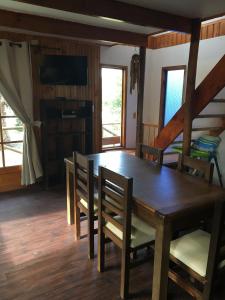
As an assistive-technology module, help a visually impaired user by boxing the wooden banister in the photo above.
[154,54,225,150]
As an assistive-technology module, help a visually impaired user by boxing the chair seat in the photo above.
[105,215,155,248]
[80,193,98,216]
[170,229,225,277]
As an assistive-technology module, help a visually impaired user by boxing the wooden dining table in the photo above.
[64,151,225,300]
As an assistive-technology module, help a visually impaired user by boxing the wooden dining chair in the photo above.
[98,166,156,299]
[73,151,98,259]
[168,199,225,299]
[138,143,163,165]
[177,154,214,184]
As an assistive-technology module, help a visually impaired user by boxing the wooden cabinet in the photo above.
[40,99,92,188]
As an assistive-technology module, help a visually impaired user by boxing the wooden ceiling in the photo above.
[118,0,225,20]
[0,1,224,46]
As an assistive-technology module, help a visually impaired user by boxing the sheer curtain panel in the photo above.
[0,39,42,185]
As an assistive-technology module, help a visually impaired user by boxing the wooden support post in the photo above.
[183,19,201,155]
[136,47,146,156]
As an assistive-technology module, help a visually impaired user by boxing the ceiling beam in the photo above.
[0,9,148,47]
[16,0,192,33]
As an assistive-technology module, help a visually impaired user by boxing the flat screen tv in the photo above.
[40,55,88,85]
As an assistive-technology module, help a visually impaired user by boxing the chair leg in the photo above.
[74,202,80,241]
[88,211,94,260]
[130,249,137,261]
[120,248,130,299]
[213,155,223,188]
[98,228,105,272]
[203,283,214,300]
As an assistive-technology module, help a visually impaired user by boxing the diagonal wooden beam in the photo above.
[16,0,192,33]
[154,54,225,151]
[0,9,148,47]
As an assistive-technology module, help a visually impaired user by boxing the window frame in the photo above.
[158,65,186,132]
[0,98,23,168]
[100,64,128,150]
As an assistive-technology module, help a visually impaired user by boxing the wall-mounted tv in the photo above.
[40,55,88,85]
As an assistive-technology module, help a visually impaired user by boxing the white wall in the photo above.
[143,35,225,184]
[143,35,225,124]
[100,45,138,148]
[100,38,225,184]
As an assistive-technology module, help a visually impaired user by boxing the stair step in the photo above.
[213,99,225,103]
[196,114,225,118]
[171,139,195,145]
[163,151,177,155]
[192,127,222,131]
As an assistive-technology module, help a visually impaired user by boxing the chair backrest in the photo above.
[177,154,214,184]
[73,151,94,210]
[204,199,225,297]
[139,143,163,165]
[98,166,133,248]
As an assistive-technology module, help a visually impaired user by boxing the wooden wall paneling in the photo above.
[150,19,225,49]
[221,22,225,35]
[0,166,22,192]
[0,31,101,178]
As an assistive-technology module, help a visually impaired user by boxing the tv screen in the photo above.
[40,55,88,85]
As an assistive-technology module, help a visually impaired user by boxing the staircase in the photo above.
[153,54,225,163]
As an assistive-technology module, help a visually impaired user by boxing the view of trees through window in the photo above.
[0,94,23,167]
[101,67,123,148]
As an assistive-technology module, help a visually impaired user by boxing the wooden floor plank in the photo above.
[0,186,224,299]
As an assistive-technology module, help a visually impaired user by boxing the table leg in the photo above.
[152,218,171,300]
[66,164,75,225]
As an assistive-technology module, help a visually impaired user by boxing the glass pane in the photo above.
[102,68,123,148]
[0,95,16,116]
[2,116,23,129]
[0,144,3,167]
[4,143,23,167]
[3,129,24,142]
[164,69,185,126]
[2,117,24,142]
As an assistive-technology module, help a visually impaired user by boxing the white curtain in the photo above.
[0,39,42,185]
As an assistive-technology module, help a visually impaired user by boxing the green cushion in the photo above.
[171,145,211,159]
[105,215,155,248]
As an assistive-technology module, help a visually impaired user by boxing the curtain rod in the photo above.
[0,41,22,47]
[0,41,60,51]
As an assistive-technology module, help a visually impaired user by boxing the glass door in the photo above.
[101,66,126,149]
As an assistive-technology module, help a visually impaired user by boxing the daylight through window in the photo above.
[0,94,24,167]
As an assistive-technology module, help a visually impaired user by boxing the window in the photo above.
[0,94,23,167]
[159,66,186,130]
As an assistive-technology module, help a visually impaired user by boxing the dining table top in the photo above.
[65,151,225,218]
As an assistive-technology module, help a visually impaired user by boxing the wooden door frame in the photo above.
[158,65,187,132]
[100,64,127,149]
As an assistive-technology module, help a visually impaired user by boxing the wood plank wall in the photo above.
[0,31,101,152]
[0,31,101,192]
[149,18,225,49]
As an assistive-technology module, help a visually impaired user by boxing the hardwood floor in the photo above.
[0,186,224,300]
